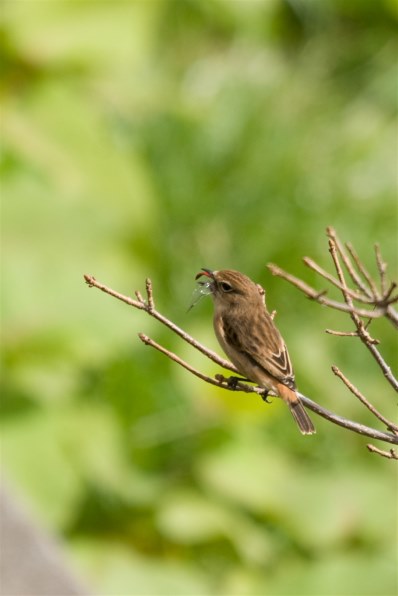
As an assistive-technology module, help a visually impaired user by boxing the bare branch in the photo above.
[298,393,397,445]
[135,290,144,304]
[345,241,379,298]
[145,278,155,311]
[328,235,359,315]
[331,366,398,433]
[385,305,398,328]
[365,342,398,391]
[84,274,236,373]
[303,257,372,303]
[375,243,387,295]
[267,264,387,319]
[84,273,398,450]
[268,228,398,393]
[366,444,398,460]
[138,331,398,445]
[326,227,373,298]
[325,329,360,338]
[328,238,398,392]
[139,333,230,389]
[383,283,398,304]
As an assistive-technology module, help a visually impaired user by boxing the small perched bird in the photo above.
[195,268,316,435]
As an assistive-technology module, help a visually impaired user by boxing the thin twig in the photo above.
[325,330,360,338]
[326,227,373,298]
[146,278,155,311]
[332,366,398,433]
[375,243,387,295]
[267,264,386,319]
[366,444,398,460]
[135,290,144,303]
[139,333,231,389]
[304,256,397,308]
[303,257,373,303]
[365,344,398,391]
[328,235,374,344]
[328,236,359,315]
[382,282,398,304]
[345,241,379,299]
[268,261,398,329]
[84,274,236,373]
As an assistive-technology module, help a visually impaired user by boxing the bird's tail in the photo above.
[276,383,316,435]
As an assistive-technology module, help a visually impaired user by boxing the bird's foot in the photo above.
[261,390,272,403]
[215,374,256,391]
[226,375,247,390]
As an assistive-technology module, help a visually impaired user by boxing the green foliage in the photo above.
[1,1,397,594]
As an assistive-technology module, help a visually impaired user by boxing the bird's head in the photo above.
[195,268,264,310]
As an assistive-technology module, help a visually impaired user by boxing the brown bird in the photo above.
[195,268,316,435]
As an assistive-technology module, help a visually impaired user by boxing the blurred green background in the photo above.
[1,1,397,594]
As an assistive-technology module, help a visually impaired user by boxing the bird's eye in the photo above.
[220,282,233,292]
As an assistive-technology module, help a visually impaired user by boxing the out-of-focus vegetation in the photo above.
[1,1,397,594]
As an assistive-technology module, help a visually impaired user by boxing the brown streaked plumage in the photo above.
[195,268,316,435]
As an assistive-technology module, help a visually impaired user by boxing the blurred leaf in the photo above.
[70,539,212,596]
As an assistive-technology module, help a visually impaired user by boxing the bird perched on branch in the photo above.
[195,268,316,435]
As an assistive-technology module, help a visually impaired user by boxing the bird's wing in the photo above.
[222,310,296,389]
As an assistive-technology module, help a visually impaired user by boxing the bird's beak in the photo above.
[195,268,214,281]
[189,268,215,311]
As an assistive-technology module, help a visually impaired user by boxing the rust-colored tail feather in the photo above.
[288,400,316,435]
[276,383,316,435]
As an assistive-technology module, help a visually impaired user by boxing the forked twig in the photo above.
[303,257,373,304]
[267,228,398,459]
[366,444,398,460]
[84,274,235,373]
[267,264,393,319]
